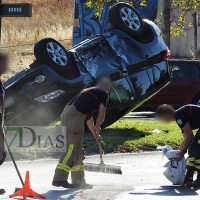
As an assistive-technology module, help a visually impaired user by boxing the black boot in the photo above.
[0,188,5,195]
[186,170,200,187]
[184,166,195,185]
[52,181,75,189]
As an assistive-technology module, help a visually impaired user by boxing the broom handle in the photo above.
[3,133,24,186]
[1,107,24,186]
[98,142,103,163]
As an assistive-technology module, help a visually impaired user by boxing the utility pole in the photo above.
[162,0,171,48]
[193,12,198,58]
[0,0,2,47]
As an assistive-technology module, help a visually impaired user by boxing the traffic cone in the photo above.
[9,171,46,200]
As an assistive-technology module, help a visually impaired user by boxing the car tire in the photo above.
[192,94,200,106]
[34,38,71,72]
[109,3,144,37]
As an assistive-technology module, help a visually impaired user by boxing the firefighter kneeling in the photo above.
[156,104,200,187]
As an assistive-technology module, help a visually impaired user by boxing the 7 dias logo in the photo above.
[5,126,66,152]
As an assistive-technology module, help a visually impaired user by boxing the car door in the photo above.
[142,65,167,108]
[163,62,200,107]
[144,89,165,109]
[102,77,134,127]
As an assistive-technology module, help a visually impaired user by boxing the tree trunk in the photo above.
[162,0,171,48]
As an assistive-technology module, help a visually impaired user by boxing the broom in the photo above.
[84,141,122,175]
[1,107,24,192]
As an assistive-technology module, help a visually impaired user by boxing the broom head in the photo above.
[85,162,122,175]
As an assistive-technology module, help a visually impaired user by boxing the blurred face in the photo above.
[0,55,9,75]
[97,77,112,92]
[157,113,174,123]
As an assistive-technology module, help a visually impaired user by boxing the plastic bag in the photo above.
[161,146,186,185]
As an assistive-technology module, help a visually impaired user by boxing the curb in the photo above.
[5,146,117,162]
[123,112,155,119]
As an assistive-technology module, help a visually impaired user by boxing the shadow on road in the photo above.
[130,186,199,196]
[44,189,83,200]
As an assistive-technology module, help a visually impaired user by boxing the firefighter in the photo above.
[52,76,112,189]
[156,104,200,187]
[0,53,9,194]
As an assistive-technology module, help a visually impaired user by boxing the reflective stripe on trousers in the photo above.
[71,165,84,172]
[195,159,200,169]
[187,157,195,167]
[56,144,84,172]
[187,157,200,169]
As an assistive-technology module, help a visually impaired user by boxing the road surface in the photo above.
[0,152,199,200]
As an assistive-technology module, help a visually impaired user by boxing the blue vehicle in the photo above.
[4,3,170,127]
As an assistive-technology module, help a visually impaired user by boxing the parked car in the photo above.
[140,59,200,110]
[3,3,170,127]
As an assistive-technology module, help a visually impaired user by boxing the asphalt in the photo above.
[0,152,199,200]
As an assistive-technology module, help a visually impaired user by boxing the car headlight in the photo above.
[34,90,65,103]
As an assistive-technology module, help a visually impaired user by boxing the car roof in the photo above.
[169,59,200,63]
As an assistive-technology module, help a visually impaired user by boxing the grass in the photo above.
[2,0,73,46]
[0,0,74,81]
[83,119,186,152]
[9,119,185,160]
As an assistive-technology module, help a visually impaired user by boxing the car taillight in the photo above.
[164,48,170,60]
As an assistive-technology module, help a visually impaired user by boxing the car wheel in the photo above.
[34,38,71,72]
[192,94,200,106]
[109,3,144,37]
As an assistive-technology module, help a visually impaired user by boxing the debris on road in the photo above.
[152,128,161,133]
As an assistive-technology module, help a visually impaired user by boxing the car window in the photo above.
[154,65,167,87]
[130,70,152,97]
[190,64,199,77]
[146,68,154,84]
[170,63,190,79]
[110,78,134,102]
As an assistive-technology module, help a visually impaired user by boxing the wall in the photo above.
[157,0,200,57]
[73,0,159,45]
[72,0,200,57]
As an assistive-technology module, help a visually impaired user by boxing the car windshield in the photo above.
[170,62,199,78]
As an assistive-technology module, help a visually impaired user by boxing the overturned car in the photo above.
[4,3,170,127]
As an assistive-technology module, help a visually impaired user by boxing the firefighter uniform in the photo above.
[53,105,86,184]
[53,87,108,187]
[175,105,200,185]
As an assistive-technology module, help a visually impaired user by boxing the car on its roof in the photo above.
[140,59,200,110]
[3,3,170,127]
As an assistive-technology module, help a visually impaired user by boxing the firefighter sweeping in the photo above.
[52,76,115,189]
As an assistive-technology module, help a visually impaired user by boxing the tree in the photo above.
[142,0,200,49]
[170,0,200,37]
[85,0,134,16]
[161,0,171,48]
